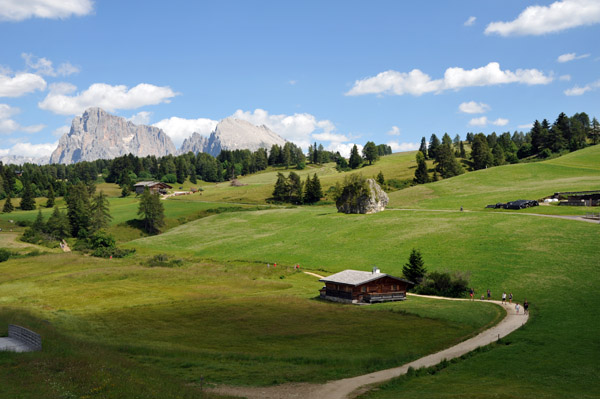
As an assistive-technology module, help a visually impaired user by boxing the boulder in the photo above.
[336,178,389,214]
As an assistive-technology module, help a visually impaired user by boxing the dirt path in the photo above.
[209,275,529,399]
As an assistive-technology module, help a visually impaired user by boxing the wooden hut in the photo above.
[319,268,414,304]
[133,181,172,195]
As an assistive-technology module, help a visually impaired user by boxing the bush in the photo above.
[414,270,470,298]
[146,253,183,267]
[0,248,10,262]
[538,148,553,159]
[161,174,177,184]
[92,247,136,258]
[89,230,116,249]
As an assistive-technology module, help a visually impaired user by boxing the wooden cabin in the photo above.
[319,268,414,304]
[134,181,172,195]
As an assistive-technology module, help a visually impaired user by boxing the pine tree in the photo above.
[376,171,385,186]
[2,192,14,213]
[90,191,112,233]
[20,181,36,210]
[189,169,197,184]
[288,172,303,204]
[428,134,441,160]
[272,172,288,201]
[349,145,362,169]
[434,144,464,178]
[66,182,91,238]
[418,137,428,159]
[471,133,493,170]
[32,209,45,233]
[414,151,429,184]
[492,143,506,166]
[459,141,466,158]
[138,187,165,234]
[304,173,322,204]
[402,248,427,284]
[46,206,70,239]
[46,184,55,208]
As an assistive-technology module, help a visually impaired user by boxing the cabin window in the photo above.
[392,284,397,291]
[361,286,366,293]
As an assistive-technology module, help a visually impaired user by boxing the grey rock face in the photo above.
[180,117,286,157]
[49,107,176,164]
[336,178,389,214]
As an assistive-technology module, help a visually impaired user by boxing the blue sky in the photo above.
[0,0,599,160]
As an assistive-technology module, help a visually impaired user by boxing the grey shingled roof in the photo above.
[319,270,413,286]
[134,181,160,187]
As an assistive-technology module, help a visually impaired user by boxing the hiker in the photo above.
[502,291,507,304]
[509,292,513,304]
[515,303,520,314]
[460,206,463,212]
[523,299,529,315]
[469,288,474,301]
[487,289,491,300]
[481,294,485,300]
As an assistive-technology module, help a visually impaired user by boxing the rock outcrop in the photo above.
[181,117,286,157]
[49,108,176,164]
[336,178,389,214]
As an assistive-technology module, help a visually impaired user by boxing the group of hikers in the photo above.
[469,288,529,315]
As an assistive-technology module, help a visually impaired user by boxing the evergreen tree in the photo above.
[46,184,55,208]
[459,141,466,158]
[268,144,281,165]
[402,248,427,284]
[272,172,288,201]
[304,173,323,204]
[121,185,131,198]
[434,144,464,178]
[66,182,91,238]
[20,181,36,210]
[418,137,428,159]
[376,171,385,186]
[470,133,493,170]
[90,191,112,233]
[288,172,303,204]
[591,117,600,144]
[175,157,187,184]
[428,134,441,160]
[349,145,362,169]
[414,151,429,184]
[32,209,45,233]
[46,206,70,239]
[2,192,14,213]
[548,124,567,153]
[492,143,506,166]
[189,169,197,184]
[362,141,379,165]
[138,187,165,234]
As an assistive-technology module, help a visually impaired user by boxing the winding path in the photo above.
[209,273,529,399]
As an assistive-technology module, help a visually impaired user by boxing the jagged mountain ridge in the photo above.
[49,108,177,164]
[179,117,287,157]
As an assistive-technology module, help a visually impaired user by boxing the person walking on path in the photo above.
[469,288,474,301]
[515,303,520,314]
[509,292,513,304]
[523,299,529,315]
[502,291,507,304]
[487,289,491,300]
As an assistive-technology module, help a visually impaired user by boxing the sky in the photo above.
[0,0,599,160]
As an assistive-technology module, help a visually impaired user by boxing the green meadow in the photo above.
[0,145,598,398]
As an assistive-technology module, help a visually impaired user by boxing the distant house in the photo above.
[319,268,414,304]
[554,190,600,207]
[133,181,172,195]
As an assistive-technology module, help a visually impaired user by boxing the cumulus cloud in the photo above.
[464,16,476,26]
[518,123,533,129]
[459,101,490,114]
[52,124,70,137]
[231,108,336,150]
[0,103,45,133]
[153,116,218,147]
[22,53,80,77]
[485,0,600,36]
[559,74,572,81]
[327,143,364,158]
[0,72,47,97]
[387,126,401,136]
[386,141,420,153]
[0,141,57,158]
[557,52,591,63]
[0,0,94,21]
[38,82,178,115]
[312,132,349,142]
[469,116,509,127]
[346,62,552,96]
[128,111,152,125]
[564,80,600,96]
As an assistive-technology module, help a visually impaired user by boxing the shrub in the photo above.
[414,270,470,298]
[146,253,183,267]
[92,247,136,258]
[0,248,10,262]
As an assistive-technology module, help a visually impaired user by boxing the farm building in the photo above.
[554,190,600,207]
[133,181,172,195]
[319,268,414,304]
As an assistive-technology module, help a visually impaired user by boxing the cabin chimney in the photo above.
[372,267,380,274]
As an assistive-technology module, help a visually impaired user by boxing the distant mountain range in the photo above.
[40,108,287,165]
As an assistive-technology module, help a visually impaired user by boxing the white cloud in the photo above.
[485,0,600,36]
[346,62,552,96]
[559,74,572,81]
[288,80,297,85]
[386,141,419,153]
[153,116,218,147]
[564,80,600,96]
[0,103,45,133]
[387,126,401,136]
[0,72,47,97]
[0,0,93,21]
[128,111,152,125]
[231,108,336,150]
[0,141,57,158]
[312,132,349,142]
[464,16,476,26]
[52,124,70,137]
[22,53,80,76]
[469,116,509,127]
[38,82,178,115]
[557,52,591,63]
[518,123,533,129]
[327,143,364,158]
[459,101,490,114]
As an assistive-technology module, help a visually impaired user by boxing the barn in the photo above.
[319,268,414,304]
[133,181,172,195]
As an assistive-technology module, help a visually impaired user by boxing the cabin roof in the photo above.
[133,181,172,188]
[319,269,413,286]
